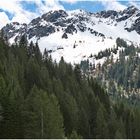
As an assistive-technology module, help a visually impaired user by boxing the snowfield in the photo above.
[4,7,140,65]
[36,30,116,64]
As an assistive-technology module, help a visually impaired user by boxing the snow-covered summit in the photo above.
[1,5,140,64]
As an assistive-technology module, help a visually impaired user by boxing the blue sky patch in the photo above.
[60,1,105,12]
[0,9,14,20]
[20,1,38,13]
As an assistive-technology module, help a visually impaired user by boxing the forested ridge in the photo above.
[0,35,140,139]
[80,38,140,104]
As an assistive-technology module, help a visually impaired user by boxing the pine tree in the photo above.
[115,118,126,139]
[69,130,82,139]
[108,109,118,138]
[74,64,82,83]
[19,34,28,48]
[95,104,109,138]
[133,109,140,138]
[23,86,65,138]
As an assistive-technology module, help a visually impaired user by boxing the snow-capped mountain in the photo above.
[2,5,140,64]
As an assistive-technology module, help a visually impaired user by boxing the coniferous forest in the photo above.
[0,35,140,139]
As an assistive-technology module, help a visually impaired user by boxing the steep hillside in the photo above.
[1,6,140,64]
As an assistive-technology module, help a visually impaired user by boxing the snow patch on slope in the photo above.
[92,19,140,44]
[33,30,116,64]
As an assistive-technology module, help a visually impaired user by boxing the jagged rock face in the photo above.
[2,22,27,40]
[1,6,140,66]
[131,16,140,34]
[27,10,69,39]
[27,25,55,39]
[96,6,140,36]
[1,6,140,44]
[41,10,68,22]
[2,9,106,42]
[97,10,118,18]
[124,16,140,34]
[117,6,138,22]
[122,5,138,15]
[62,33,68,39]
[65,24,77,34]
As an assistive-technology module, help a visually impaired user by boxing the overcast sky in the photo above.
[0,0,140,28]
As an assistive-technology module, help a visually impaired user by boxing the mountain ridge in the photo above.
[1,5,140,64]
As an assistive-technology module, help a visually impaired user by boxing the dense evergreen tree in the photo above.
[95,104,109,138]
[0,36,140,139]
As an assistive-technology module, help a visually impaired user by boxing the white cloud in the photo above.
[35,0,64,14]
[128,1,140,9]
[99,0,127,11]
[0,0,131,29]
[0,0,39,25]
[0,12,10,28]
[0,0,65,28]
[61,0,78,4]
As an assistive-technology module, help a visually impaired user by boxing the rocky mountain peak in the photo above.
[1,6,140,66]
[96,10,118,18]
[122,5,139,15]
[1,6,140,47]
[41,9,68,22]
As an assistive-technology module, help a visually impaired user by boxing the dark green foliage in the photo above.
[19,34,28,48]
[94,47,118,60]
[95,104,109,138]
[116,37,127,48]
[23,86,64,138]
[87,38,140,106]
[0,36,140,139]
[69,130,83,139]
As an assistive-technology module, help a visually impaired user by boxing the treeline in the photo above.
[80,38,140,103]
[94,47,118,60]
[99,38,140,103]
[0,35,140,138]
